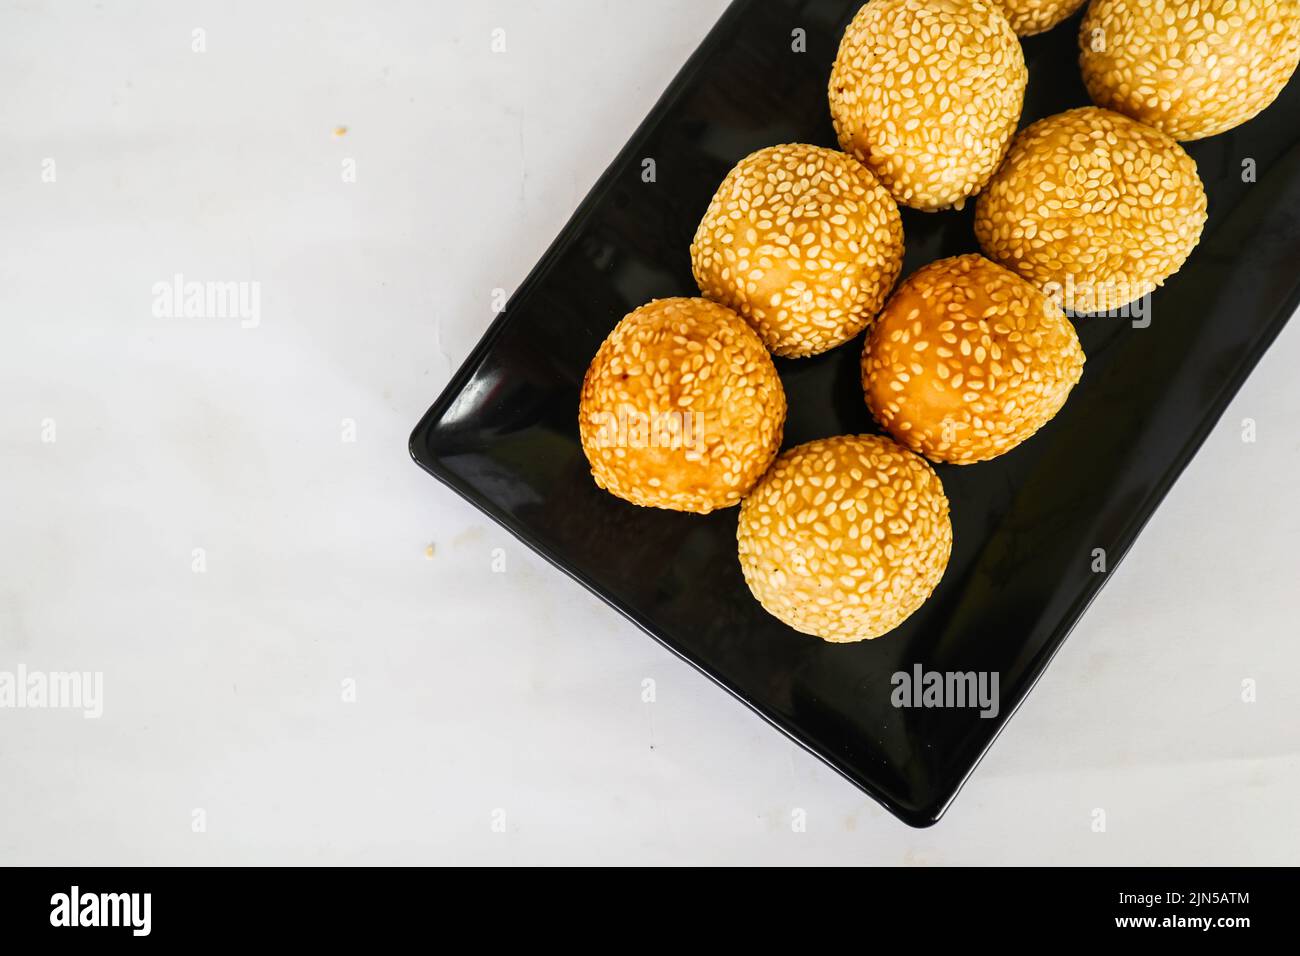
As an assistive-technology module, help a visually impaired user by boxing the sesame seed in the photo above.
[579,297,787,514]
[992,0,1087,37]
[691,144,905,358]
[973,106,1208,314]
[737,435,952,642]
[828,0,1028,211]
[1080,0,1300,141]
[861,254,1086,464]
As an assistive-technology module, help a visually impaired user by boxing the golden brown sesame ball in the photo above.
[578,297,786,514]
[690,144,904,359]
[737,435,952,642]
[993,0,1086,36]
[1080,0,1300,142]
[974,107,1207,314]
[862,255,1084,464]
[828,0,1027,212]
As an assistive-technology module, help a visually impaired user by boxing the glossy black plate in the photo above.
[410,0,1300,826]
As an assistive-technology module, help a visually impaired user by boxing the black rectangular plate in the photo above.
[410,0,1300,826]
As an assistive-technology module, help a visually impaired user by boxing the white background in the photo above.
[1,0,1297,865]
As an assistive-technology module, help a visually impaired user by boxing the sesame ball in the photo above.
[1080,0,1300,141]
[690,144,904,359]
[828,0,1027,212]
[862,255,1084,464]
[578,297,786,514]
[974,107,1207,314]
[994,0,1086,36]
[737,435,952,642]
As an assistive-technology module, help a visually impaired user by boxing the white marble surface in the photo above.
[1,0,1297,865]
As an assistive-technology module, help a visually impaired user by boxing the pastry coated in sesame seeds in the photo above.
[1081,0,1300,142]
[974,107,1208,314]
[828,0,1027,212]
[993,0,1086,37]
[690,144,904,358]
[737,435,952,642]
[862,255,1085,464]
[578,297,786,514]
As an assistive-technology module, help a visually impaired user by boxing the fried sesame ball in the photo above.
[578,297,786,514]
[862,255,1084,464]
[737,435,952,642]
[828,0,1028,212]
[690,144,904,359]
[974,107,1207,314]
[1080,0,1300,142]
[993,0,1086,36]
